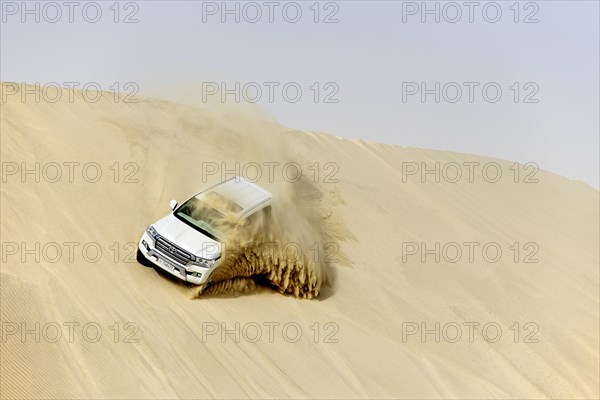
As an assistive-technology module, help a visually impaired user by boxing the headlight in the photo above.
[193,256,216,268]
[146,225,159,239]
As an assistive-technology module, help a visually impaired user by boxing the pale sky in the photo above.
[1,0,598,186]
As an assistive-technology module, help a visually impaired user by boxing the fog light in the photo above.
[142,240,149,250]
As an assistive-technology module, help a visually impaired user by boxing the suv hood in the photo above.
[152,214,222,260]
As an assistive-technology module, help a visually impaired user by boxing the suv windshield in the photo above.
[174,192,239,240]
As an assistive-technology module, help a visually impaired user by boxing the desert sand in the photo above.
[0,83,598,399]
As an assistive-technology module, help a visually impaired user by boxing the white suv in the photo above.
[138,177,272,285]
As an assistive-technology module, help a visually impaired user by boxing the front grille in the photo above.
[155,236,193,266]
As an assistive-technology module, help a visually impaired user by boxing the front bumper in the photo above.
[138,231,216,285]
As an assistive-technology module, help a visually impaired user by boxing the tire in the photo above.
[137,249,152,267]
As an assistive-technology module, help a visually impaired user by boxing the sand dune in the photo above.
[0,83,598,399]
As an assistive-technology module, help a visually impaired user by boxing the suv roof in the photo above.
[204,177,272,216]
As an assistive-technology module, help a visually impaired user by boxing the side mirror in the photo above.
[169,199,178,210]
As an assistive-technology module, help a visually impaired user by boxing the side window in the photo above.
[262,205,272,220]
[244,212,258,227]
[244,206,271,228]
